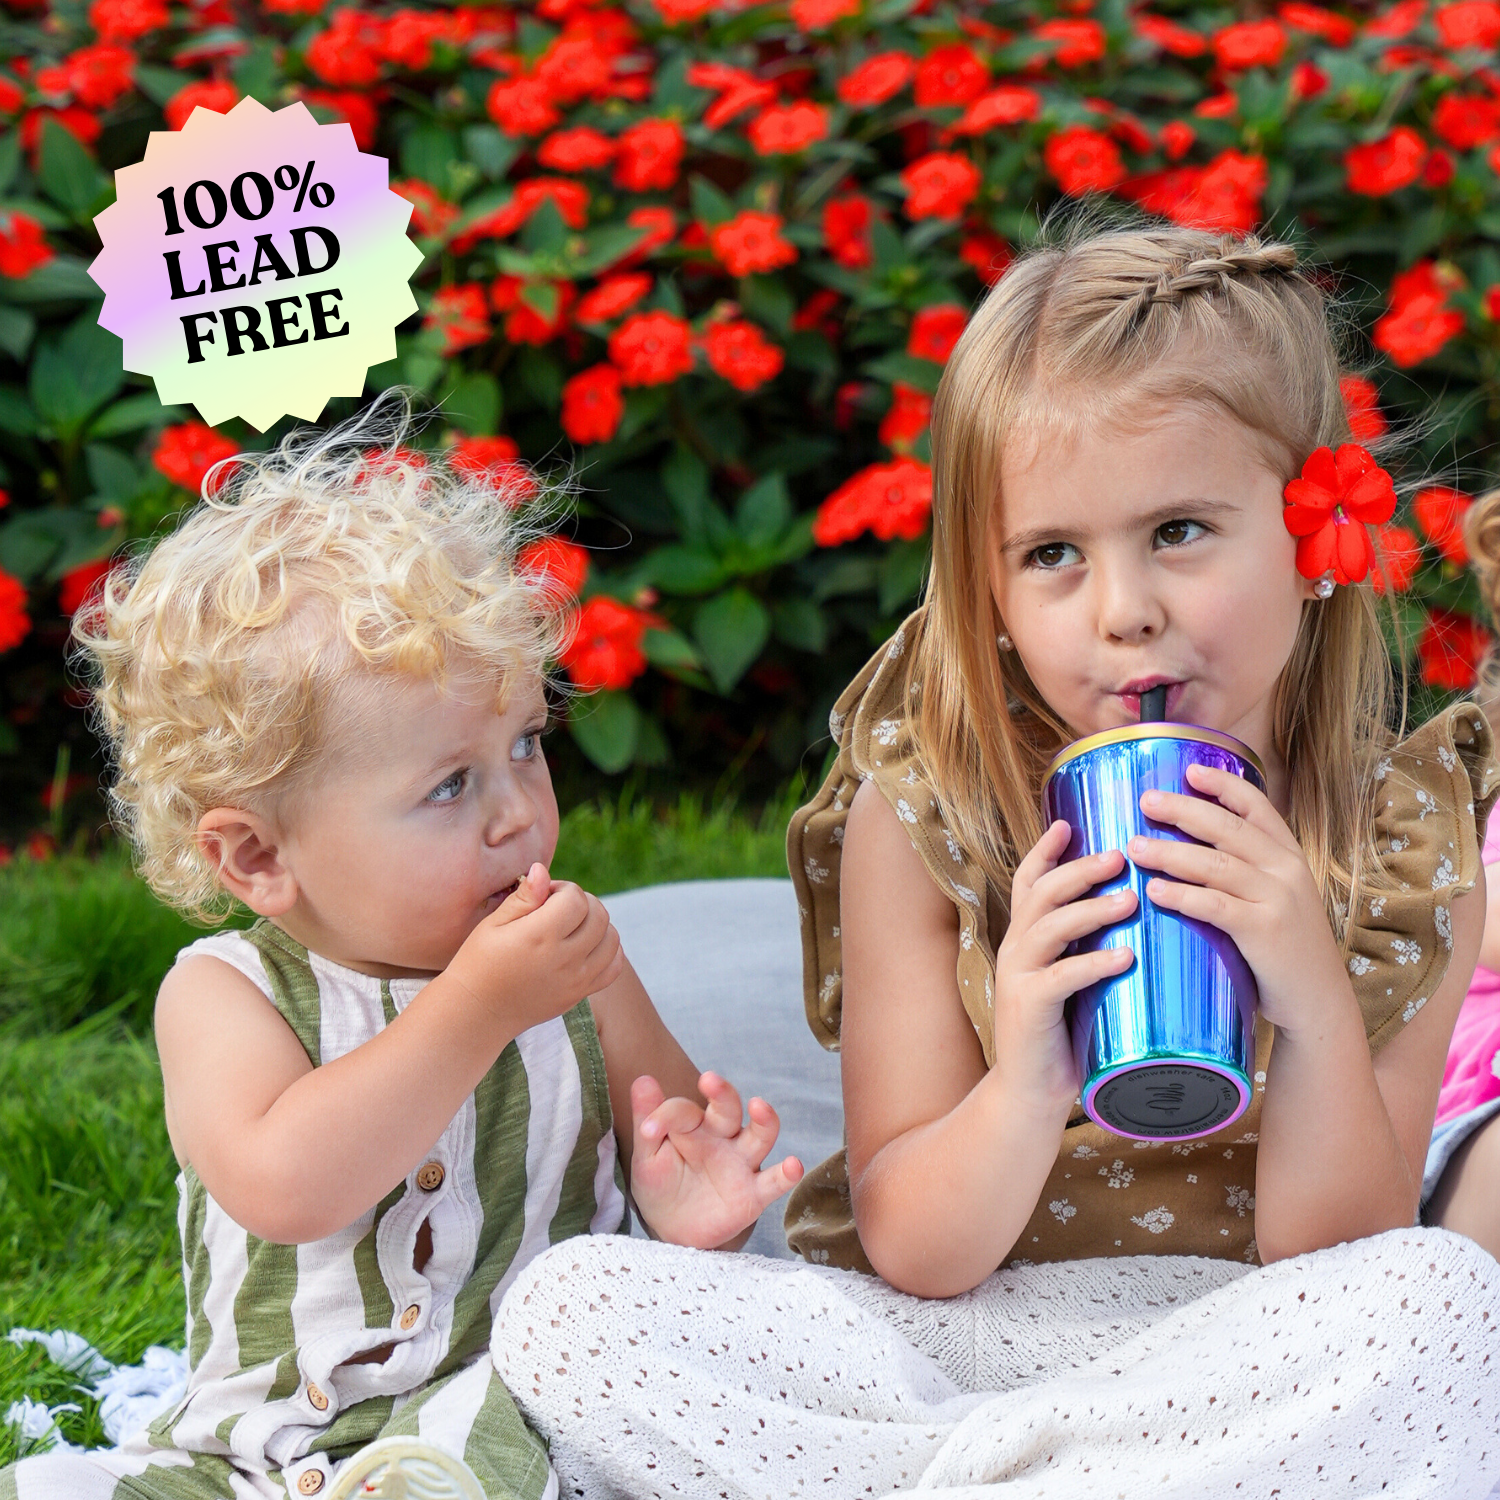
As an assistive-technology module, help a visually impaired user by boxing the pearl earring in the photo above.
[1313,572,1336,600]
[997,631,1014,652]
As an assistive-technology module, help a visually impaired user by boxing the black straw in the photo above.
[1140,685,1167,722]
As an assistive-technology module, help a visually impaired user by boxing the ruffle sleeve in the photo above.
[1344,702,1500,1053]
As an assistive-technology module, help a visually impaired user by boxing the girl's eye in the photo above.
[512,730,541,761]
[427,771,466,804]
[1155,519,1206,548]
[1025,541,1081,571]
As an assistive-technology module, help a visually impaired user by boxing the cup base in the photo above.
[1084,1056,1250,1141]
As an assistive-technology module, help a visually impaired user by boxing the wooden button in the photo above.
[399,1304,420,1331]
[306,1383,328,1412]
[416,1162,445,1192]
[297,1471,324,1495]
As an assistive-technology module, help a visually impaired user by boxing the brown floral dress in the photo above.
[785,606,1500,1272]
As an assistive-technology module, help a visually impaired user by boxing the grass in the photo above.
[0,792,796,1463]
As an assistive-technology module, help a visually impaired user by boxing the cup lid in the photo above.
[1042,722,1267,787]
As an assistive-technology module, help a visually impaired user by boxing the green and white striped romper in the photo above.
[0,920,625,1500]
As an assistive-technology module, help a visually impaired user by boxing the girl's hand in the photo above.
[629,1072,804,1249]
[1127,763,1348,1034]
[993,822,1138,1111]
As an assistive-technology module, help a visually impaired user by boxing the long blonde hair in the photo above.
[914,221,1401,939]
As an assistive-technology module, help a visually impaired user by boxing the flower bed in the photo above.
[1,0,1498,833]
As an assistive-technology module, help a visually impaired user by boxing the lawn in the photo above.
[0,793,794,1463]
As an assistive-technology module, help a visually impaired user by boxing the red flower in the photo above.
[88,0,168,39]
[1213,19,1286,69]
[1194,92,1239,120]
[1365,0,1426,36]
[305,12,384,87]
[486,76,561,137]
[837,52,914,108]
[814,459,934,545]
[538,126,616,172]
[153,421,238,494]
[394,180,458,238]
[688,63,777,128]
[652,0,715,24]
[614,205,677,268]
[747,101,828,154]
[709,211,797,276]
[0,212,53,279]
[614,118,683,190]
[1373,260,1465,366]
[1282,444,1398,584]
[1419,607,1491,690]
[0,568,31,654]
[1434,0,1500,47]
[913,44,989,107]
[878,383,932,452]
[1432,94,1500,151]
[952,84,1042,134]
[792,288,842,336]
[519,535,590,601]
[576,273,651,324]
[1345,127,1427,194]
[164,79,237,131]
[535,34,610,103]
[425,283,491,355]
[58,558,116,617]
[899,152,981,219]
[450,435,535,498]
[46,44,134,109]
[1290,61,1329,102]
[1033,18,1107,66]
[1135,14,1208,56]
[561,364,625,444]
[302,89,378,149]
[1124,150,1267,232]
[790,0,859,28]
[959,229,1011,285]
[1423,148,1455,187]
[703,320,784,392]
[908,304,968,362]
[1277,2,1356,44]
[560,595,649,691]
[608,311,695,386]
[1159,120,1195,160]
[0,78,20,116]
[1486,285,1500,321]
[823,193,873,269]
[380,8,460,71]
[1413,485,1471,564]
[1044,124,1126,195]
[1339,375,1387,441]
[501,282,575,345]
[1371,523,1421,594]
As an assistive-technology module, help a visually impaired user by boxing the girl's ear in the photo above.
[196,807,298,917]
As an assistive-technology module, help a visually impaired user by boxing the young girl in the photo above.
[0,401,802,1500]
[494,225,1500,1497]
[1423,486,1500,1258]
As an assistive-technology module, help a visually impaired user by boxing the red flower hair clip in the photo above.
[1282,444,1398,587]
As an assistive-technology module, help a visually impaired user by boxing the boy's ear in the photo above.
[197,808,298,917]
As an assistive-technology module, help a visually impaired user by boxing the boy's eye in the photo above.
[427,771,466,803]
[1155,519,1206,548]
[512,726,545,761]
[1025,541,1080,571]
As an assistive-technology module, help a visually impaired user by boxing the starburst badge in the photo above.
[89,97,421,432]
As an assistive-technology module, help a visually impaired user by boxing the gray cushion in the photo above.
[602,878,841,1259]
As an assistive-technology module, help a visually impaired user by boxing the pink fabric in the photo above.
[1436,816,1500,1127]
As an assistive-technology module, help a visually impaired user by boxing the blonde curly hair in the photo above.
[75,391,565,922]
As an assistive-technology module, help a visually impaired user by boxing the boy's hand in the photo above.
[444,863,624,1037]
[629,1072,804,1249]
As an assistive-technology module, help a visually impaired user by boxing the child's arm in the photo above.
[839,781,1136,1297]
[1130,765,1485,1261]
[1477,856,1500,972]
[156,866,622,1243]
[589,957,804,1250]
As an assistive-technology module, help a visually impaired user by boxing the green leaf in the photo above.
[694,587,770,694]
[662,445,710,540]
[643,544,723,594]
[772,596,828,653]
[642,624,704,672]
[520,198,568,256]
[134,64,185,105]
[463,125,522,181]
[0,131,20,197]
[0,718,17,755]
[0,306,35,361]
[38,120,110,221]
[3,256,102,303]
[689,174,735,228]
[439,371,500,436]
[739,277,794,337]
[784,331,839,379]
[231,38,280,103]
[517,347,563,409]
[568,223,648,276]
[0,509,99,583]
[568,690,641,774]
[735,472,790,549]
[30,317,125,437]
[756,434,837,475]
[401,123,459,185]
[862,352,943,393]
[0,387,37,437]
[632,710,671,767]
[519,280,560,320]
[87,391,185,437]
[84,443,142,501]
[878,537,929,614]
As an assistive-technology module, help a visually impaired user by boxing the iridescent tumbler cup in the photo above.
[1040,725,1265,1140]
